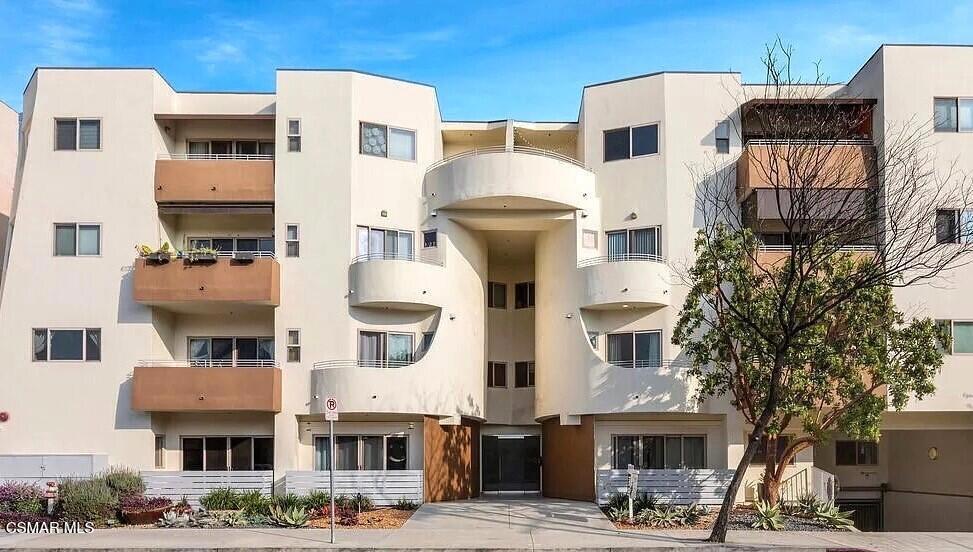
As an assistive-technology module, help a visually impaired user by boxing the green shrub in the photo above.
[640,504,682,528]
[270,493,302,510]
[606,492,629,511]
[351,493,374,512]
[58,478,118,522]
[300,491,331,511]
[751,500,784,531]
[101,467,145,499]
[333,494,352,509]
[394,498,419,511]
[237,490,270,516]
[0,482,44,515]
[812,501,855,529]
[199,488,240,511]
[606,505,629,522]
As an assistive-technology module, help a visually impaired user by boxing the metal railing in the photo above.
[758,244,876,252]
[312,359,415,370]
[137,359,279,368]
[158,153,275,161]
[604,359,688,370]
[780,468,810,504]
[577,253,666,267]
[745,138,873,146]
[351,252,443,266]
[425,145,589,172]
[140,250,276,260]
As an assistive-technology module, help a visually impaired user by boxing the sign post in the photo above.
[324,396,339,543]
[627,464,638,522]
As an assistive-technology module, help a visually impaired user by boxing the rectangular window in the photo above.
[515,282,535,309]
[420,332,434,356]
[154,435,165,469]
[54,223,100,256]
[487,361,507,388]
[287,119,301,152]
[488,282,507,309]
[186,336,274,366]
[588,331,599,350]
[253,437,274,470]
[335,436,359,470]
[423,229,438,248]
[836,440,879,466]
[582,229,598,249]
[55,118,100,150]
[389,127,417,161]
[604,124,659,161]
[604,128,630,162]
[287,330,301,363]
[951,321,973,354]
[230,437,253,471]
[752,435,795,465]
[631,124,659,157]
[386,436,407,470]
[612,435,639,469]
[314,435,408,471]
[182,438,204,471]
[715,120,730,153]
[357,226,414,259]
[936,209,959,244]
[187,236,274,254]
[607,331,662,368]
[285,224,300,257]
[361,122,416,161]
[182,436,273,471]
[205,436,229,471]
[358,330,413,368]
[607,227,661,260]
[515,361,535,388]
[935,98,959,132]
[314,436,331,470]
[32,328,100,362]
[612,435,705,469]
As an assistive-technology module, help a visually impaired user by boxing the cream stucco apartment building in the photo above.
[0,44,970,532]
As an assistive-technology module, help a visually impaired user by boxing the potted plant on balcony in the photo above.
[185,246,219,264]
[136,242,172,264]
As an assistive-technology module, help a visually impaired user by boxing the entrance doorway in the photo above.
[482,435,541,494]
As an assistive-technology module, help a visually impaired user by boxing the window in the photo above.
[515,361,535,388]
[582,229,598,249]
[188,336,274,366]
[287,119,301,152]
[285,224,300,257]
[488,282,507,309]
[186,140,273,158]
[360,122,416,161]
[588,331,599,350]
[612,435,705,469]
[154,435,165,469]
[603,124,659,161]
[356,226,414,260]
[936,209,973,244]
[54,223,100,256]
[515,282,535,309]
[939,320,973,354]
[188,236,274,254]
[287,330,301,363]
[607,227,661,260]
[314,435,408,471]
[607,330,662,368]
[55,118,100,150]
[752,435,795,465]
[715,120,730,153]
[836,440,879,466]
[487,361,507,388]
[32,328,100,362]
[423,229,438,248]
[358,330,413,368]
[181,436,273,471]
[420,332,434,356]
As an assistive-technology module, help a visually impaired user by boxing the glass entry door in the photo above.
[481,435,541,494]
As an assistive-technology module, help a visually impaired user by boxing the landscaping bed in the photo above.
[609,505,842,531]
[308,508,414,529]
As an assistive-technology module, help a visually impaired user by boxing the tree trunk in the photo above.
[762,472,781,506]
[707,426,764,542]
[761,435,779,506]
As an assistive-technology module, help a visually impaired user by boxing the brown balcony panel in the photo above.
[755,248,876,269]
[133,257,280,307]
[132,366,281,412]
[155,159,274,203]
[737,144,876,201]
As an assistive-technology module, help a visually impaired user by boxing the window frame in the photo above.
[154,434,166,469]
[32,327,101,362]
[606,329,663,368]
[514,361,535,388]
[187,236,274,254]
[285,224,300,257]
[186,336,275,366]
[53,223,102,257]
[357,329,415,368]
[487,361,507,388]
[286,329,301,363]
[487,282,507,309]
[602,123,661,162]
[514,281,535,309]
[286,119,301,152]
[313,433,409,471]
[422,229,438,249]
[582,229,598,249]
[54,117,102,151]
[359,121,417,162]
[835,440,879,466]
[611,434,706,469]
[180,435,274,471]
[356,225,415,260]
[606,226,662,259]
[715,120,731,154]
[938,319,973,355]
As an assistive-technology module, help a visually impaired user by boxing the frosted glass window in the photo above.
[54,224,76,256]
[77,225,100,255]
[952,322,973,354]
[78,120,101,149]
[360,123,388,157]
[389,127,416,161]
[935,98,958,132]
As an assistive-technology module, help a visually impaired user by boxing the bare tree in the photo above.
[674,38,973,542]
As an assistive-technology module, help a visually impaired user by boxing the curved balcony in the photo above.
[349,253,445,311]
[424,146,595,211]
[578,254,671,309]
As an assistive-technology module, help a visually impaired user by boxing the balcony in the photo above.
[423,146,595,211]
[755,245,877,268]
[578,255,670,309]
[154,154,275,205]
[349,253,445,311]
[131,360,281,413]
[133,252,280,310]
[737,141,876,201]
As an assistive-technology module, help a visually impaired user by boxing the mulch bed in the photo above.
[308,508,414,529]
[608,505,844,532]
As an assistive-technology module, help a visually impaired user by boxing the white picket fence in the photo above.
[141,471,274,505]
[286,470,423,506]
[597,469,735,505]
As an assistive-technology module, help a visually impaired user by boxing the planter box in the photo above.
[122,506,169,525]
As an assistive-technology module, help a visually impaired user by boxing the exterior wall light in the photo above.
[381,210,388,217]
[928,446,939,460]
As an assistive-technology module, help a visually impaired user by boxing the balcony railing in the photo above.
[312,359,415,370]
[605,359,689,370]
[745,138,873,146]
[137,359,279,368]
[757,244,877,252]
[425,145,589,172]
[351,252,443,266]
[577,253,666,267]
[158,153,275,161]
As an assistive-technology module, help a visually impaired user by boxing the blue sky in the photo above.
[1,0,971,120]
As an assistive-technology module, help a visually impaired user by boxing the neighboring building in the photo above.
[0,45,970,531]
[0,100,17,285]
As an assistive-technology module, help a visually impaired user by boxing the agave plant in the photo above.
[212,510,249,527]
[812,501,855,528]
[751,500,785,531]
[268,504,310,528]
[157,510,191,528]
[643,504,682,529]
[606,505,629,523]
[677,502,709,525]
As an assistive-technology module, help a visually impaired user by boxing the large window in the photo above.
[606,227,661,260]
[607,331,662,368]
[314,435,408,470]
[612,434,705,469]
[358,330,413,368]
[514,361,535,388]
[186,140,274,157]
[181,436,273,471]
[188,336,274,366]
[515,281,535,309]
[55,118,100,150]
[356,226,414,260]
[360,122,416,161]
[835,440,878,466]
[488,282,507,309]
[603,123,659,161]
[187,236,274,254]
[933,97,973,132]
[937,320,973,354]
[33,328,100,362]
[54,223,100,256]
[487,361,507,388]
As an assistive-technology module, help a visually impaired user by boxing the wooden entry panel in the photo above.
[541,415,595,501]
[423,416,480,502]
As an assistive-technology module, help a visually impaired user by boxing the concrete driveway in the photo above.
[404,497,616,533]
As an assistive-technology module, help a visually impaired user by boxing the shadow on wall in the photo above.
[115,375,151,431]
[423,416,480,502]
[117,266,152,325]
